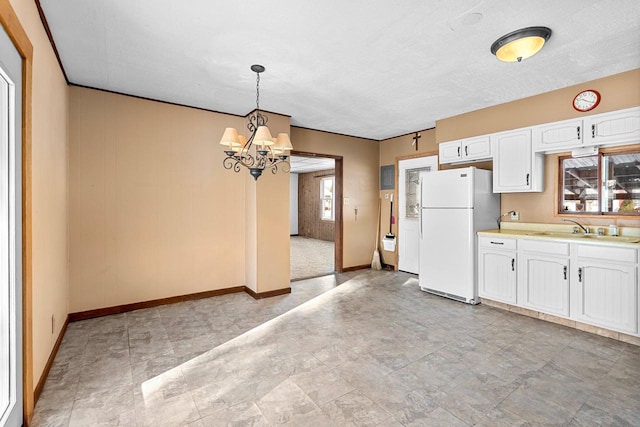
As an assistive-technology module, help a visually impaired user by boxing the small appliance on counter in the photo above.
[419,167,499,304]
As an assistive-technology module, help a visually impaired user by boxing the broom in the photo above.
[371,199,382,270]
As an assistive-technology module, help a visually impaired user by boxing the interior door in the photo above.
[398,156,437,274]
[0,23,23,427]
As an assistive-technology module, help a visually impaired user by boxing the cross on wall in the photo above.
[412,132,421,151]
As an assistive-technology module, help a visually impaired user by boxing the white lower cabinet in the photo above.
[572,244,638,334]
[519,253,570,317]
[478,235,639,337]
[478,237,517,304]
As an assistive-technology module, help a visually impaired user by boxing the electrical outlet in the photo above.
[384,194,389,199]
[510,211,520,221]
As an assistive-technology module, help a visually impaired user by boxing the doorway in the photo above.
[0,21,23,427]
[289,152,343,281]
[397,156,437,274]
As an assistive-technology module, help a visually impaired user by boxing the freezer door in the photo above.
[422,168,474,208]
[419,208,477,303]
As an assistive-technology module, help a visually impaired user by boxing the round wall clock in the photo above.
[573,90,601,112]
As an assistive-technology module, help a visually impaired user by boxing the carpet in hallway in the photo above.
[290,235,334,281]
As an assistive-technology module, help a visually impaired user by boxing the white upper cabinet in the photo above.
[532,107,640,154]
[439,135,491,164]
[533,119,583,153]
[492,128,544,193]
[584,107,640,147]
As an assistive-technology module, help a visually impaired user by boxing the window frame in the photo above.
[320,176,335,222]
[557,146,640,217]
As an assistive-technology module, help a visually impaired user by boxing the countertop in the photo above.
[478,222,640,247]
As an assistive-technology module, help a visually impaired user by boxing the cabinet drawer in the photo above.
[479,236,516,250]
[520,239,569,256]
[577,244,637,263]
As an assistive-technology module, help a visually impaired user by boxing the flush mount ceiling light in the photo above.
[220,65,293,180]
[491,26,552,62]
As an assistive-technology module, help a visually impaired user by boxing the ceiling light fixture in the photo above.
[220,65,293,180]
[491,26,552,62]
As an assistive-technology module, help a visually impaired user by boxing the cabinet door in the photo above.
[493,128,542,193]
[462,136,491,160]
[519,253,570,317]
[532,119,583,153]
[479,249,517,304]
[574,261,637,334]
[439,141,461,164]
[584,107,640,147]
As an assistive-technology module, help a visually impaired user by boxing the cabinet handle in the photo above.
[511,258,515,271]
[465,145,468,156]
[457,146,461,157]
[563,265,567,280]
[576,126,580,140]
[578,267,582,282]
[490,241,504,245]
[526,173,530,186]
[591,124,596,138]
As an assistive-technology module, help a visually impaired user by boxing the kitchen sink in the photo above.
[525,231,640,243]
[574,234,640,243]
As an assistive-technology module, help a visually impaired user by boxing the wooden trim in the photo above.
[290,150,344,273]
[556,144,640,218]
[0,0,34,423]
[69,287,245,322]
[291,125,379,142]
[334,158,344,272]
[33,0,67,83]
[341,264,371,273]
[70,83,248,118]
[33,315,68,405]
[394,150,439,163]
[244,286,291,299]
[383,127,436,141]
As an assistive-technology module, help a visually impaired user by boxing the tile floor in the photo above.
[32,270,640,426]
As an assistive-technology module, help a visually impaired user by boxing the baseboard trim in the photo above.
[481,297,640,346]
[244,286,292,299]
[34,315,69,405]
[69,286,246,322]
[342,264,371,273]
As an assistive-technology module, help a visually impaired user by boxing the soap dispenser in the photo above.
[609,224,619,236]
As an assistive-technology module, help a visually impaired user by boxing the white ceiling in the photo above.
[39,0,640,140]
[289,156,335,174]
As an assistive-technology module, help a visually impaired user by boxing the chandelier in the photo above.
[220,65,293,180]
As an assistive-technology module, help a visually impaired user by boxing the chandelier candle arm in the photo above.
[219,65,293,181]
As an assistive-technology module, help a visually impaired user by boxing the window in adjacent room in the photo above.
[320,176,335,221]
[559,149,640,215]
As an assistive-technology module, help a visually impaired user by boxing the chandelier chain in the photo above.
[256,72,260,112]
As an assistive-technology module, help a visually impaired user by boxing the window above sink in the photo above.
[559,147,640,216]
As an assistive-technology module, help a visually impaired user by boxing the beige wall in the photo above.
[378,129,437,266]
[291,127,379,268]
[436,69,640,228]
[250,113,291,293]
[8,0,70,390]
[69,87,248,311]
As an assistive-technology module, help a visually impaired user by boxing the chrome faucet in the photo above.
[562,219,590,234]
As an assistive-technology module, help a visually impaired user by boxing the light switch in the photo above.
[344,198,349,205]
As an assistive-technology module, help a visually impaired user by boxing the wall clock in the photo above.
[573,90,601,112]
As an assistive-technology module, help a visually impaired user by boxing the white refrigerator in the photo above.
[419,167,499,304]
